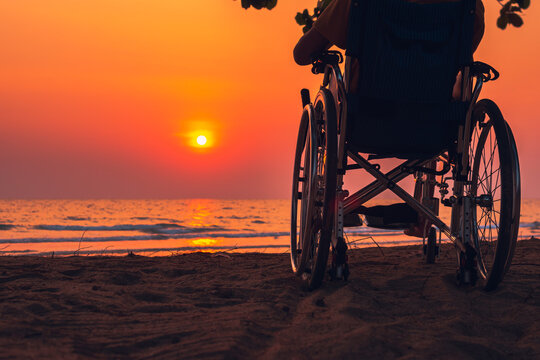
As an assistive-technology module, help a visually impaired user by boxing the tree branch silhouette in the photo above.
[238,0,530,31]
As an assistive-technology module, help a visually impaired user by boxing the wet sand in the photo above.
[1,238,539,359]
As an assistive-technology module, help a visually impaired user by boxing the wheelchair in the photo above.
[290,0,521,291]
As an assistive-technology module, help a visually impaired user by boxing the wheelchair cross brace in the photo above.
[344,147,466,252]
[343,157,430,213]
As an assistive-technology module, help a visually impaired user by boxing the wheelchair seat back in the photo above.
[345,0,476,158]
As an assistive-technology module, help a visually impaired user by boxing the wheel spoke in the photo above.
[477,208,488,224]
[477,167,500,185]
[491,183,502,194]
[486,211,500,230]
[493,166,501,197]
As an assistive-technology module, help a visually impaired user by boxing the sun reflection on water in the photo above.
[190,238,219,247]
[187,200,211,227]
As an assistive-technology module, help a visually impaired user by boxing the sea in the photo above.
[0,199,538,256]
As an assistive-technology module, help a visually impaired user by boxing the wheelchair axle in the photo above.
[475,194,493,209]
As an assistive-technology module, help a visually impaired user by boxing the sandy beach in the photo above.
[1,238,538,359]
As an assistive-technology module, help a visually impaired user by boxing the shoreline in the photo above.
[0,239,538,359]
[2,234,537,257]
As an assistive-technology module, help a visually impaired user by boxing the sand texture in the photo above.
[0,239,539,359]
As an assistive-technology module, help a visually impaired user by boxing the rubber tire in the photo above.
[290,106,310,275]
[303,89,338,290]
[469,99,520,291]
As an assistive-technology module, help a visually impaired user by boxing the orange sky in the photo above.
[0,0,539,199]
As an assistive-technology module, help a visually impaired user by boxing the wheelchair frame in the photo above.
[291,52,521,291]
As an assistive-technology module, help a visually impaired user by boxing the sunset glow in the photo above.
[0,1,538,198]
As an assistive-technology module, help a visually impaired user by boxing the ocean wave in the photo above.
[520,221,540,229]
[130,217,183,223]
[0,249,36,254]
[64,216,91,221]
[0,224,16,231]
[5,222,537,245]
[1,227,406,244]
[31,223,228,234]
[2,226,411,244]
[0,231,291,244]
[145,226,231,235]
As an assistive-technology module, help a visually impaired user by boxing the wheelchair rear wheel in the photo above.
[290,89,337,290]
[468,99,521,290]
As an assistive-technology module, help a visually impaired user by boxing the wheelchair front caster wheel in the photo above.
[424,227,438,264]
[329,263,349,281]
[456,244,478,287]
[329,237,349,281]
[456,268,478,287]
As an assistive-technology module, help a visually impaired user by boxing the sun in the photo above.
[179,120,216,149]
[196,135,207,146]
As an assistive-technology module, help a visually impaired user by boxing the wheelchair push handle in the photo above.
[311,51,344,74]
[300,89,311,108]
[470,62,499,82]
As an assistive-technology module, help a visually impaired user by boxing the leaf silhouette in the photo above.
[266,0,277,9]
[295,12,307,25]
[240,0,277,10]
[518,0,531,9]
[507,13,524,27]
[240,0,250,9]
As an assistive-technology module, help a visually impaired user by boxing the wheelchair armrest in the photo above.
[311,51,344,74]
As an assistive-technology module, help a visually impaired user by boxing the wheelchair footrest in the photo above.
[343,213,363,227]
[354,203,418,230]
